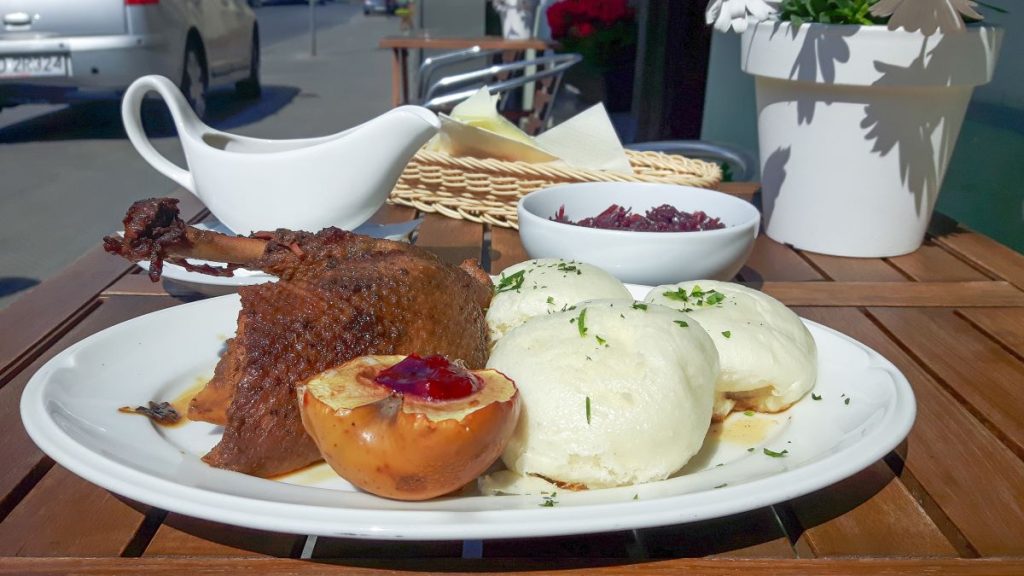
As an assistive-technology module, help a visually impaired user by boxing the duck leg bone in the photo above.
[103,197,268,281]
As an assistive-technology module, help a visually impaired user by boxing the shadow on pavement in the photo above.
[0,277,39,299]
[0,85,301,143]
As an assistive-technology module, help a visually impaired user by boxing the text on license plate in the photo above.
[0,54,69,78]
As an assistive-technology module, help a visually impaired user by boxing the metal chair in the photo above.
[419,52,582,135]
[416,46,502,102]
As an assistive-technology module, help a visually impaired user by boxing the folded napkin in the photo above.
[426,87,633,174]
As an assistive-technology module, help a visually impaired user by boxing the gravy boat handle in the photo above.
[121,75,198,193]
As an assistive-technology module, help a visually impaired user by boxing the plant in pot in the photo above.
[707,0,1004,257]
[546,0,638,113]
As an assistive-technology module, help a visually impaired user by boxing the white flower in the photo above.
[870,0,984,35]
[706,0,778,33]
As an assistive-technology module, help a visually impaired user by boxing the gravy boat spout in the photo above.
[122,75,440,235]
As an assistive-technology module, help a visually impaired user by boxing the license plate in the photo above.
[0,54,69,78]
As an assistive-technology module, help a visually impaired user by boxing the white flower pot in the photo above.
[741,22,1002,257]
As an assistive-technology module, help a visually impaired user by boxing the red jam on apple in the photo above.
[373,354,480,400]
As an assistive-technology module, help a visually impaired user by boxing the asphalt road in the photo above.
[0,2,400,309]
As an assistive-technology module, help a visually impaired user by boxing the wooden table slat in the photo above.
[413,214,485,267]
[740,238,826,283]
[782,461,958,558]
[640,508,796,559]
[144,514,304,558]
[488,225,529,274]
[798,307,1024,555]
[889,241,991,282]
[933,229,1024,290]
[757,281,1024,307]
[799,253,909,282]
[958,308,1024,356]
[869,307,1024,459]
[0,466,148,557]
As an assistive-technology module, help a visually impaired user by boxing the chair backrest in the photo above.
[417,46,503,102]
[421,52,582,135]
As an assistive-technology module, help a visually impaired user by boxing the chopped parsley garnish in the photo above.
[674,320,689,328]
[714,483,728,489]
[844,397,851,405]
[631,302,648,311]
[585,396,592,424]
[743,410,754,417]
[721,330,732,338]
[546,296,555,305]
[662,288,689,302]
[705,291,725,305]
[633,493,639,501]
[747,447,755,452]
[763,448,789,458]
[494,270,526,294]
[576,308,588,337]
[662,285,726,308]
[811,393,822,401]
[595,335,607,346]
[556,262,580,275]
[540,492,558,507]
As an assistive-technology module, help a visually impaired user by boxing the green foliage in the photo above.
[778,0,887,26]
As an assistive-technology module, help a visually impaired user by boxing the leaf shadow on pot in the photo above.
[759,146,791,235]
[778,24,856,125]
[859,31,995,218]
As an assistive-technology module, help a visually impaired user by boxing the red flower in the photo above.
[546,1,569,39]
[575,21,596,38]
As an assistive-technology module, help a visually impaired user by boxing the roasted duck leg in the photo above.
[104,198,493,477]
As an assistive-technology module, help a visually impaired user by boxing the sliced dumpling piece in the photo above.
[486,259,631,345]
[487,299,718,489]
[645,280,817,419]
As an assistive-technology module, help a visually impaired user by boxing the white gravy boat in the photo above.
[121,75,440,235]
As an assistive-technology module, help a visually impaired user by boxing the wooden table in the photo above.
[379,35,551,107]
[3,183,1024,574]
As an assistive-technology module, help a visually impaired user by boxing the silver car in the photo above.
[0,0,260,117]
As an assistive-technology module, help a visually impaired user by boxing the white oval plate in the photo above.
[20,285,915,540]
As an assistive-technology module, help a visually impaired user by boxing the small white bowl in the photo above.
[517,183,760,285]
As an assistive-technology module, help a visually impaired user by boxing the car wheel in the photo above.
[236,28,262,99]
[181,39,209,118]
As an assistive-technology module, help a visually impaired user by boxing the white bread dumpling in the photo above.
[487,299,718,489]
[645,281,817,419]
[486,259,631,345]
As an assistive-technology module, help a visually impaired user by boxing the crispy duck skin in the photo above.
[104,198,493,477]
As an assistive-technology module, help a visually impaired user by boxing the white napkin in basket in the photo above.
[426,87,633,174]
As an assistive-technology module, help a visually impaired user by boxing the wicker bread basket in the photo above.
[389,149,722,229]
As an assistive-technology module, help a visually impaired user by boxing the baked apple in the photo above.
[297,354,520,500]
